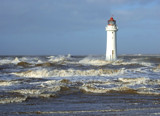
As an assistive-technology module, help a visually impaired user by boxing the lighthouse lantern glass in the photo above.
[108,20,116,25]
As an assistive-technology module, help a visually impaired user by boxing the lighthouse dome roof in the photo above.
[110,17,114,21]
[108,17,116,25]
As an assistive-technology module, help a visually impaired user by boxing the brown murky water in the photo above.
[0,55,160,115]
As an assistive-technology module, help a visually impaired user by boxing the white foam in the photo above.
[80,84,110,93]
[79,57,110,66]
[137,87,160,95]
[11,57,21,64]
[78,56,153,67]
[20,57,40,64]
[0,57,21,65]
[118,77,149,86]
[130,58,154,67]
[48,55,70,63]
[152,65,160,72]
[0,59,12,65]
[80,84,136,94]
[123,67,151,76]
[0,97,27,104]
[153,69,160,72]
[12,86,61,97]
[80,77,160,94]
[11,68,124,78]
[13,89,41,95]
[0,81,18,86]
[37,60,44,64]
[38,80,58,87]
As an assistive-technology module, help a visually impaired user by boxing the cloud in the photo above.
[0,0,110,34]
[0,0,159,35]
[0,0,160,55]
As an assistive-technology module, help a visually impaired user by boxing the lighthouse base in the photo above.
[106,52,117,61]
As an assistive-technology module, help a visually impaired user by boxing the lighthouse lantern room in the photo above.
[106,17,118,61]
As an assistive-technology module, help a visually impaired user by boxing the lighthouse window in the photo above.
[109,21,115,25]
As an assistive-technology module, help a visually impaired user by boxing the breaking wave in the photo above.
[11,68,124,78]
[80,77,160,95]
[152,64,160,72]
[1,76,160,104]
[79,57,110,66]
[1,55,160,104]
[0,92,27,104]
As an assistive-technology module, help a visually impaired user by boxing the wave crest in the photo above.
[11,68,123,78]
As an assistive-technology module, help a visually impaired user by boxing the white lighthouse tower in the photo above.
[106,17,118,61]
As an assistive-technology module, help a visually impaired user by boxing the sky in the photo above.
[0,0,160,55]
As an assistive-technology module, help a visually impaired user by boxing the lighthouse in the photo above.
[106,17,118,61]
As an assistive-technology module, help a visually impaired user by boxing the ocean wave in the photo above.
[0,56,44,65]
[1,55,160,105]
[0,57,20,65]
[10,80,62,98]
[112,60,153,67]
[1,77,160,104]
[118,77,149,84]
[11,87,60,97]
[11,68,124,78]
[79,57,110,66]
[0,80,19,86]
[48,55,71,63]
[0,97,27,104]
[80,78,160,95]
[0,92,27,104]
[0,55,154,69]
[152,64,160,72]
[78,56,154,68]
[80,85,138,94]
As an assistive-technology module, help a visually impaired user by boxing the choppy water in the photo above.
[0,55,160,115]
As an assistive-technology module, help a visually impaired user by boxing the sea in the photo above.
[0,54,160,116]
